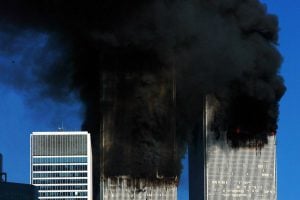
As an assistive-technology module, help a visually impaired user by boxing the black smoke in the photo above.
[0,0,285,197]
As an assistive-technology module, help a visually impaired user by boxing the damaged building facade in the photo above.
[100,177,177,199]
[97,71,178,200]
[189,96,277,200]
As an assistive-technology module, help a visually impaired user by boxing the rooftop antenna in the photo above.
[0,153,7,183]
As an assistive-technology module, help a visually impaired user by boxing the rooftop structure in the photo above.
[0,153,7,183]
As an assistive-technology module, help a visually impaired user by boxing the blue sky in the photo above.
[0,1,299,199]
[261,0,300,199]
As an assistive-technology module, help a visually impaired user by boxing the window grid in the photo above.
[31,132,91,200]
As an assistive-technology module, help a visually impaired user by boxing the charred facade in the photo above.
[100,68,177,178]
[98,69,178,199]
[205,96,277,200]
[189,96,277,200]
[100,177,177,200]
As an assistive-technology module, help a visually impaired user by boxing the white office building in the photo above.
[30,131,92,200]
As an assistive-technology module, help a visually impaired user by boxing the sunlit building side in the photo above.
[30,131,93,200]
[189,96,277,200]
[205,97,277,200]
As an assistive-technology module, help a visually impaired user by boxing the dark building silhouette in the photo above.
[0,153,38,200]
[0,182,38,200]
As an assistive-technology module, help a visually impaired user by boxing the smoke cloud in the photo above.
[0,0,285,197]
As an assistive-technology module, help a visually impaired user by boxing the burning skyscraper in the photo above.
[189,96,277,200]
[0,0,285,199]
[97,69,178,199]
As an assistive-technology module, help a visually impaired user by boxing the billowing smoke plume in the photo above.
[0,0,285,196]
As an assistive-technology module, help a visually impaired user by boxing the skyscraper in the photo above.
[97,71,178,200]
[30,131,93,200]
[189,96,277,200]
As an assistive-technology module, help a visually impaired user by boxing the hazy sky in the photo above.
[0,1,298,199]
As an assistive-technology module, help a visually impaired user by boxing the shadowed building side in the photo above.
[188,97,205,200]
[0,182,38,200]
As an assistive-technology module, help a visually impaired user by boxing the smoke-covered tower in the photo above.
[189,96,277,200]
[98,68,178,199]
